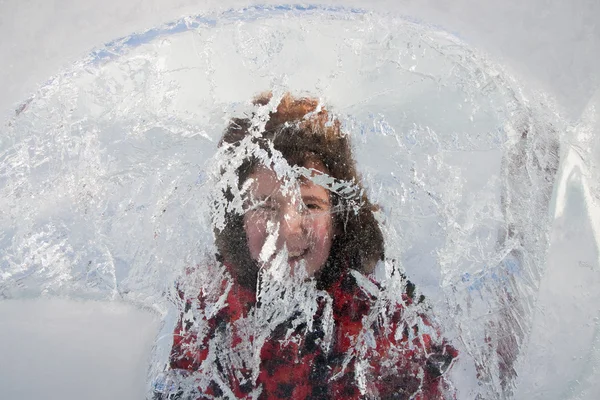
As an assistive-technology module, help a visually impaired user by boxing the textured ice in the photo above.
[0,3,597,400]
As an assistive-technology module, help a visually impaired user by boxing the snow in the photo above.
[0,299,158,400]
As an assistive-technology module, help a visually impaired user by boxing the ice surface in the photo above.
[0,2,598,400]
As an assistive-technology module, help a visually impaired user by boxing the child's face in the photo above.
[243,162,335,278]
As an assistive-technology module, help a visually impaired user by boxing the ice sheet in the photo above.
[0,2,599,399]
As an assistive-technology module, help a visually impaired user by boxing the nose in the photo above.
[278,204,305,245]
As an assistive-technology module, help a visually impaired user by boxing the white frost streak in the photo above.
[259,221,279,263]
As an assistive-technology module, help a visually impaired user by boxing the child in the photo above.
[155,93,457,399]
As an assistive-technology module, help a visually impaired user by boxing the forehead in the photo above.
[247,163,330,199]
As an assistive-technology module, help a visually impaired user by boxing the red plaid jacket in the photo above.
[165,267,457,399]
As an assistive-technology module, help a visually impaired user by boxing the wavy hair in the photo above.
[214,93,384,290]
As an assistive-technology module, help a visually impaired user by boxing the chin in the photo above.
[288,258,318,279]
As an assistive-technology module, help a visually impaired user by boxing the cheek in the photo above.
[307,215,334,255]
[243,212,268,261]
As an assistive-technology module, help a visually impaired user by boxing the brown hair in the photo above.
[214,93,384,290]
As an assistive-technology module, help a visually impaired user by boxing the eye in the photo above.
[257,203,277,211]
[301,195,330,214]
[253,199,278,213]
[305,202,323,211]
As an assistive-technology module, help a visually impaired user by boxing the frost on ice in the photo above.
[0,6,562,400]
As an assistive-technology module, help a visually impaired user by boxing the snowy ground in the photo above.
[1,1,599,399]
[0,299,159,400]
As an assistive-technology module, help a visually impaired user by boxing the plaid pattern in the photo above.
[166,268,457,399]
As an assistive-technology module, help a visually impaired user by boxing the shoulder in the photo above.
[328,262,458,397]
[329,260,422,310]
[327,262,417,340]
[343,260,458,365]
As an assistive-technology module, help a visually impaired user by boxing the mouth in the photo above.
[288,249,308,263]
